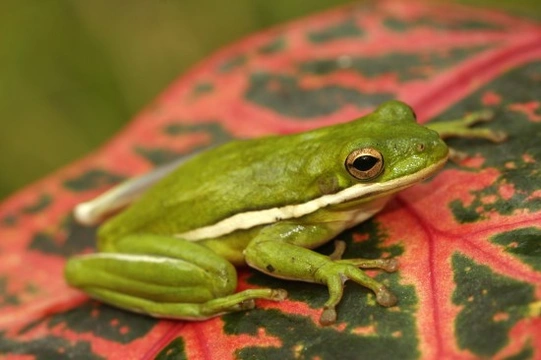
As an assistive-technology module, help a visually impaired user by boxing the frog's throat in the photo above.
[177,157,448,241]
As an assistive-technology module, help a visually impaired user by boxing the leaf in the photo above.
[1,1,540,358]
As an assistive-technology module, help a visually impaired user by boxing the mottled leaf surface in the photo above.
[1,1,540,359]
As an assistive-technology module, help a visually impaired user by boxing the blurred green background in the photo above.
[1,0,539,200]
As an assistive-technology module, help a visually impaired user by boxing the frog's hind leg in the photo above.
[65,234,286,320]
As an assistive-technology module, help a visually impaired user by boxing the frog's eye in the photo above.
[345,148,384,181]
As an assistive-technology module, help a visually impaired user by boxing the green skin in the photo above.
[65,100,504,325]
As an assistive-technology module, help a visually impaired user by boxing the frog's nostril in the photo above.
[416,143,425,152]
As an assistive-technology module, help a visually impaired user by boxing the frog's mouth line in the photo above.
[177,157,448,242]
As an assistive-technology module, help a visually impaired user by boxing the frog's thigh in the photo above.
[65,234,284,320]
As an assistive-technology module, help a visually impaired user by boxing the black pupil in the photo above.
[353,155,378,171]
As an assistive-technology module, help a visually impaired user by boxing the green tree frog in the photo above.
[65,101,505,325]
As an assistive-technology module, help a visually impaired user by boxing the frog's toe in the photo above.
[382,258,399,272]
[272,288,288,300]
[471,109,494,123]
[375,286,398,307]
[319,306,337,326]
[489,130,508,142]
[238,299,256,311]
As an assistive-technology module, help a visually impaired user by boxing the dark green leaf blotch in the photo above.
[257,37,286,54]
[48,302,157,344]
[383,16,504,31]
[0,333,103,360]
[21,193,52,214]
[245,72,392,118]
[155,337,188,360]
[491,227,541,271]
[299,45,490,81]
[63,170,125,192]
[307,18,364,43]
[452,253,535,357]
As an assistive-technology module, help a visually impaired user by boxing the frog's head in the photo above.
[311,100,449,201]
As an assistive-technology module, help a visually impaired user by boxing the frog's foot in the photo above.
[427,109,507,143]
[202,288,288,316]
[83,286,287,320]
[317,257,398,326]
[322,241,399,326]
[298,241,399,325]
[160,288,287,319]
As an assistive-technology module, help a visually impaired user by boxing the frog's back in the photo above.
[98,127,349,242]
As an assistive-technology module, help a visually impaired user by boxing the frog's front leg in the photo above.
[65,234,286,320]
[427,109,507,143]
[244,223,398,326]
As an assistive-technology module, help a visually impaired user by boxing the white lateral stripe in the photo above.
[74,158,190,226]
[78,253,182,265]
[177,158,447,241]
